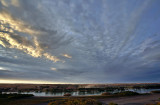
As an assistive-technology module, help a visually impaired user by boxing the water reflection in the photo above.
[2,89,160,96]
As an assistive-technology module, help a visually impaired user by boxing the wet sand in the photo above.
[99,93,160,105]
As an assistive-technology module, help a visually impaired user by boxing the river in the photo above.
[2,88,160,96]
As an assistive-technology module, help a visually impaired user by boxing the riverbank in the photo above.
[31,93,160,105]
[1,93,160,105]
[99,93,160,105]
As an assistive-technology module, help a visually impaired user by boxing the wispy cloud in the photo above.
[0,26,61,62]
[51,67,57,71]
[62,54,72,59]
[0,0,160,83]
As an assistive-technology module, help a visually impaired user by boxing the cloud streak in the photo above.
[0,22,61,62]
[0,0,160,83]
[62,54,72,59]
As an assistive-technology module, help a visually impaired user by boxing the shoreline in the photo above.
[99,93,160,105]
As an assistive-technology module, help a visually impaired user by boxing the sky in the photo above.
[0,0,160,84]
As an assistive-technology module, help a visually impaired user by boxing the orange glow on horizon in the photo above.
[0,79,66,84]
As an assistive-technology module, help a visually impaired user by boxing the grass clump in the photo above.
[0,93,34,99]
[101,92,111,96]
[145,102,160,105]
[63,93,71,97]
[150,90,160,94]
[48,98,103,105]
[108,102,118,105]
[114,91,139,96]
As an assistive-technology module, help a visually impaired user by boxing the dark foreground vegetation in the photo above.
[0,91,160,105]
[151,90,160,94]
[0,91,141,105]
[0,96,53,105]
[0,93,34,99]
[106,101,160,105]
[0,83,160,105]
[0,93,34,105]
[48,98,103,105]
[47,91,139,105]
[114,91,139,96]
[146,102,160,105]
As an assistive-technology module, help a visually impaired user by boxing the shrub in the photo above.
[108,102,118,105]
[101,92,111,96]
[114,91,139,96]
[48,98,103,105]
[145,102,160,105]
[63,93,71,96]
[0,93,34,99]
[150,90,160,94]
[156,102,160,105]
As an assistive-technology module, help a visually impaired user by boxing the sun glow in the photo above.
[0,67,8,71]
[0,79,65,84]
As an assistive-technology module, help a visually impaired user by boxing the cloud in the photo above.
[0,0,160,83]
[0,0,20,7]
[0,67,8,71]
[0,31,60,62]
[0,11,40,35]
[0,15,72,62]
[50,67,57,71]
[61,54,72,58]
[0,0,73,63]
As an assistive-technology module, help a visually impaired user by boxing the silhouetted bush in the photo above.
[0,93,34,99]
[145,102,160,105]
[150,90,160,93]
[114,91,139,96]
[108,102,118,105]
[63,93,71,96]
[101,92,111,96]
[48,98,103,105]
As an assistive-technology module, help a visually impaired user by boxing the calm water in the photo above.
[2,89,160,96]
